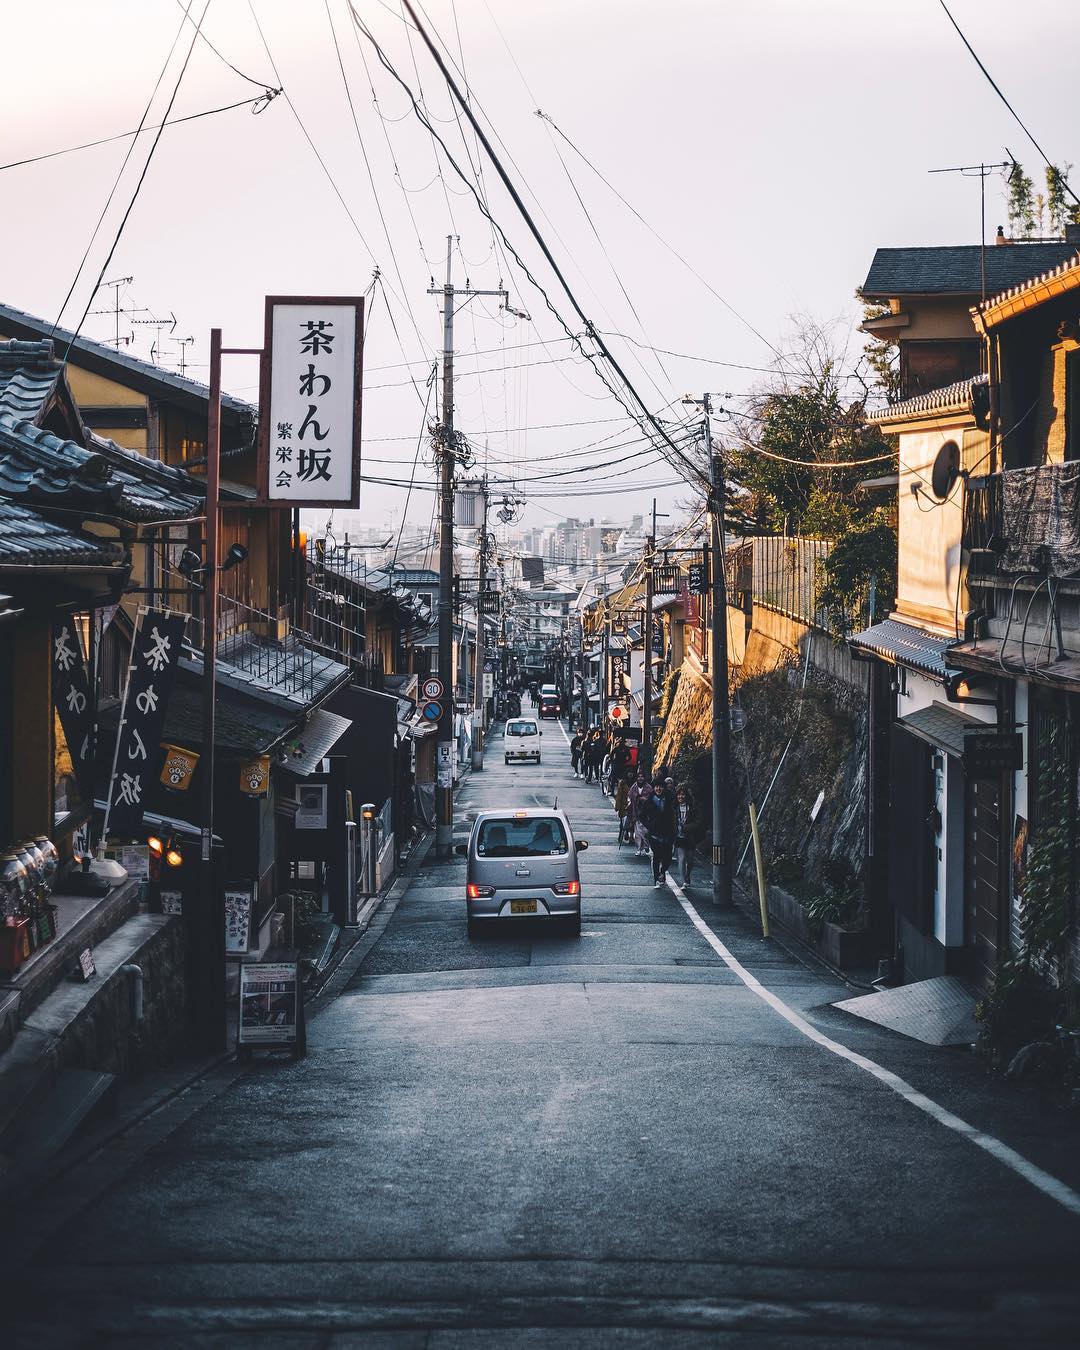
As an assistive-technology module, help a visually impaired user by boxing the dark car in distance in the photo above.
[538,695,561,719]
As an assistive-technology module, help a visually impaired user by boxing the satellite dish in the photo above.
[930,440,961,501]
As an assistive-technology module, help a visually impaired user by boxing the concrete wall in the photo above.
[748,606,865,689]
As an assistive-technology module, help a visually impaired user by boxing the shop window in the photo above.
[53,709,89,834]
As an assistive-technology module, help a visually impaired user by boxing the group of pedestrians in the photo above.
[619,771,703,886]
[569,727,626,785]
[571,727,704,888]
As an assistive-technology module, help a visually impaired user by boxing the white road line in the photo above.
[664,873,1080,1219]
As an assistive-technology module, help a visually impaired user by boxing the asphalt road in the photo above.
[5,718,1080,1347]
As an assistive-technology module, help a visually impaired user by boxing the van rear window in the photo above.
[506,721,537,737]
[477,817,568,857]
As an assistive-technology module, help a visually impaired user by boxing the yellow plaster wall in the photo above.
[895,424,969,632]
[66,366,145,408]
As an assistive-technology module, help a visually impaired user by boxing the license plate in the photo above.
[510,899,538,914]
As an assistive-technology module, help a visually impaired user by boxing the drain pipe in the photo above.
[121,964,144,1023]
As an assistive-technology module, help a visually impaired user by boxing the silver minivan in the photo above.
[457,808,588,937]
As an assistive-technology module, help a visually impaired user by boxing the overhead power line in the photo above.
[60,0,215,364]
[937,0,1078,205]
[352,2,706,490]
[0,92,280,173]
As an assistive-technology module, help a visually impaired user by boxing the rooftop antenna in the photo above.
[133,310,178,365]
[928,158,1011,303]
[87,275,135,348]
[169,335,195,376]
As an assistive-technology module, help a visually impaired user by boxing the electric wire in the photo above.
[535,109,792,368]
[171,0,276,89]
[351,4,707,491]
[51,1,195,334]
[937,0,1078,205]
[322,0,431,366]
[60,0,214,366]
[0,92,280,173]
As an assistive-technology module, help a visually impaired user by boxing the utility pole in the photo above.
[684,394,732,907]
[471,476,489,770]
[428,238,514,858]
[641,497,669,762]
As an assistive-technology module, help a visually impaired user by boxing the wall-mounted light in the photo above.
[221,542,248,572]
[944,671,997,706]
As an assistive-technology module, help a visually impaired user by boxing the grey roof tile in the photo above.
[0,412,202,522]
[862,244,1079,297]
[0,499,127,567]
[848,618,960,680]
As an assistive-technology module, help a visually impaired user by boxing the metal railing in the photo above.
[745,535,870,635]
[188,593,331,703]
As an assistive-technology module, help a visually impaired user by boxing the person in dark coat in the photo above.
[673,783,704,886]
[641,778,676,886]
[610,737,631,794]
[570,731,584,778]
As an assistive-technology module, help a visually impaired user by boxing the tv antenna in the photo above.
[928,158,1011,301]
[168,335,196,376]
[133,311,178,365]
[87,275,135,348]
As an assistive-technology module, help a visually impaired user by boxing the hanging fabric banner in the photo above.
[105,608,188,839]
[52,617,94,792]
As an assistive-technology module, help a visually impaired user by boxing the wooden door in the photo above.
[964,773,1001,991]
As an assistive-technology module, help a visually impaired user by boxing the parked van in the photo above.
[457,808,587,936]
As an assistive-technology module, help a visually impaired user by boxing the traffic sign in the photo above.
[421,700,443,722]
[422,677,444,701]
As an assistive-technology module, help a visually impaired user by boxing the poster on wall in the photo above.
[225,887,254,954]
[261,295,364,508]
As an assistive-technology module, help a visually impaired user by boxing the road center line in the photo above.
[664,874,1080,1218]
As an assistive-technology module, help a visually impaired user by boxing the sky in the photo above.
[4,0,1079,540]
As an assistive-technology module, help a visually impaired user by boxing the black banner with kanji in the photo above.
[607,650,627,698]
[106,609,187,839]
[52,617,94,792]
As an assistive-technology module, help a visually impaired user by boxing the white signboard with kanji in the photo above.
[262,296,363,507]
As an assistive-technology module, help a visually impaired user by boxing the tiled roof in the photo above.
[868,373,988,424]
[849,618,960,681]
[0,499,127,568]
[0,412,202,522]
[0,301,257,430]
[978,251,1080,326]
[0,339,62,422]
[862,244,1078,297]
[98,680,297,759]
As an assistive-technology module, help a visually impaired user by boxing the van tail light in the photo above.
[467,884,495,899]
[553,880,579,896]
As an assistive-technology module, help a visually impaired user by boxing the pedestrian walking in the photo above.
[633,780,654,856]
[585,730,604,785]
[627,770,648,853]
[641,778,675,887]
[610,736,631,794]
[614,772,631,843]
[673,783,703,887]
[570,730,584,779]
